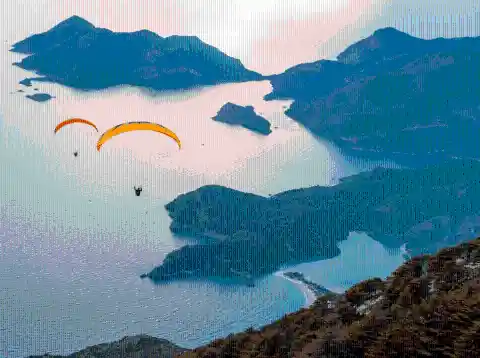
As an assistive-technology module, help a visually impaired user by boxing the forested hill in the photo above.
[265,27,480,166]
[143,159,480,283]
[11,15,262,91]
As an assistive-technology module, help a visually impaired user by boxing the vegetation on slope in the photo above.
[30,237,480,357]
[265,28,480,166]
[182,237,480,357]
[11,16,262,91]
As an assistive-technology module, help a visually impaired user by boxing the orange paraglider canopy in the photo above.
[54,118,99,133]
[96,122,181,151]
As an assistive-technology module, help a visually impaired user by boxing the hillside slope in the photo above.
[182,236,480,357]
[30,237,480,357]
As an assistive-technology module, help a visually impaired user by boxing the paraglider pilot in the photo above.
[134,186,143,196]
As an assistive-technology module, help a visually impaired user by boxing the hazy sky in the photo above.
[1,0,479,74]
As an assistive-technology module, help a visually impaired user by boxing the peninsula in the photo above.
[142,159,480,283]
[10,15,263,91]
[264,27,480,166]
[212,102,272,135]
[283,272,334,297]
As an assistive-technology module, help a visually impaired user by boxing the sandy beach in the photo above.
[274,271,317,307]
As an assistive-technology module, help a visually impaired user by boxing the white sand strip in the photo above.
[274,270,317,307]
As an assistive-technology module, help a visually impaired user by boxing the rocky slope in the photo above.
[11,16,262,91]
[182,236,480,357]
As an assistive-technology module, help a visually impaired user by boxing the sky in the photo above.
[1,0,479,74]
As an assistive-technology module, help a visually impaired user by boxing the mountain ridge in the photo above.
[265,27,480,166]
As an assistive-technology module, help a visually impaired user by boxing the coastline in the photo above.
[274,270,317,307]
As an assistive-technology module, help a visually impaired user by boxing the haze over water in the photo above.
[0,40,396,358]
[1,1,477,356]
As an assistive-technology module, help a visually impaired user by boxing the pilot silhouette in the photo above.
[134,186,143,196]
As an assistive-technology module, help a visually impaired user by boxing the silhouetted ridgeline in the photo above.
[11,16,262,91]
[265,28,480,165]
[30,237,480,357]
[27,335,188,358]
[142,159,480,283]
[212,102,272,135]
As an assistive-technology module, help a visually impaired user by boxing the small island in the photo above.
[212,102,272,135]
[283,271,333,297]
[26,93,54,102]
[141,159,480,283]
[19,78,32,86]
[11,15,263,91]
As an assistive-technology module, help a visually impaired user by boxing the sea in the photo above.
[0,25,406,358]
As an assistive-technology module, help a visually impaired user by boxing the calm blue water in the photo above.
[0,29,405,358]
[291,232,407,293]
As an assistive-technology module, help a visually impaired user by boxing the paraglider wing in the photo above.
[96,122,182,151]
[54,118,99,133]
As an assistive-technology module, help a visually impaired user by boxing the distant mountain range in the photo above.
[11,20,480,166]
[265,27,480,165]
[11,15,262,91]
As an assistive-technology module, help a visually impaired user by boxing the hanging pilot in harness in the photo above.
[134,186,143,196]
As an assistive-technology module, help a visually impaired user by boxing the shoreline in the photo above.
[274,270,317,307]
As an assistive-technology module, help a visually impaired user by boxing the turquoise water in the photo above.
[0,34,405,358]
[0,112,306,357]
[290,232,407,294]
[1,2,476,356]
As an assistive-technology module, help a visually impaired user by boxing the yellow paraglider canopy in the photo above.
[96,121,182,151]
[54,118,99,133]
